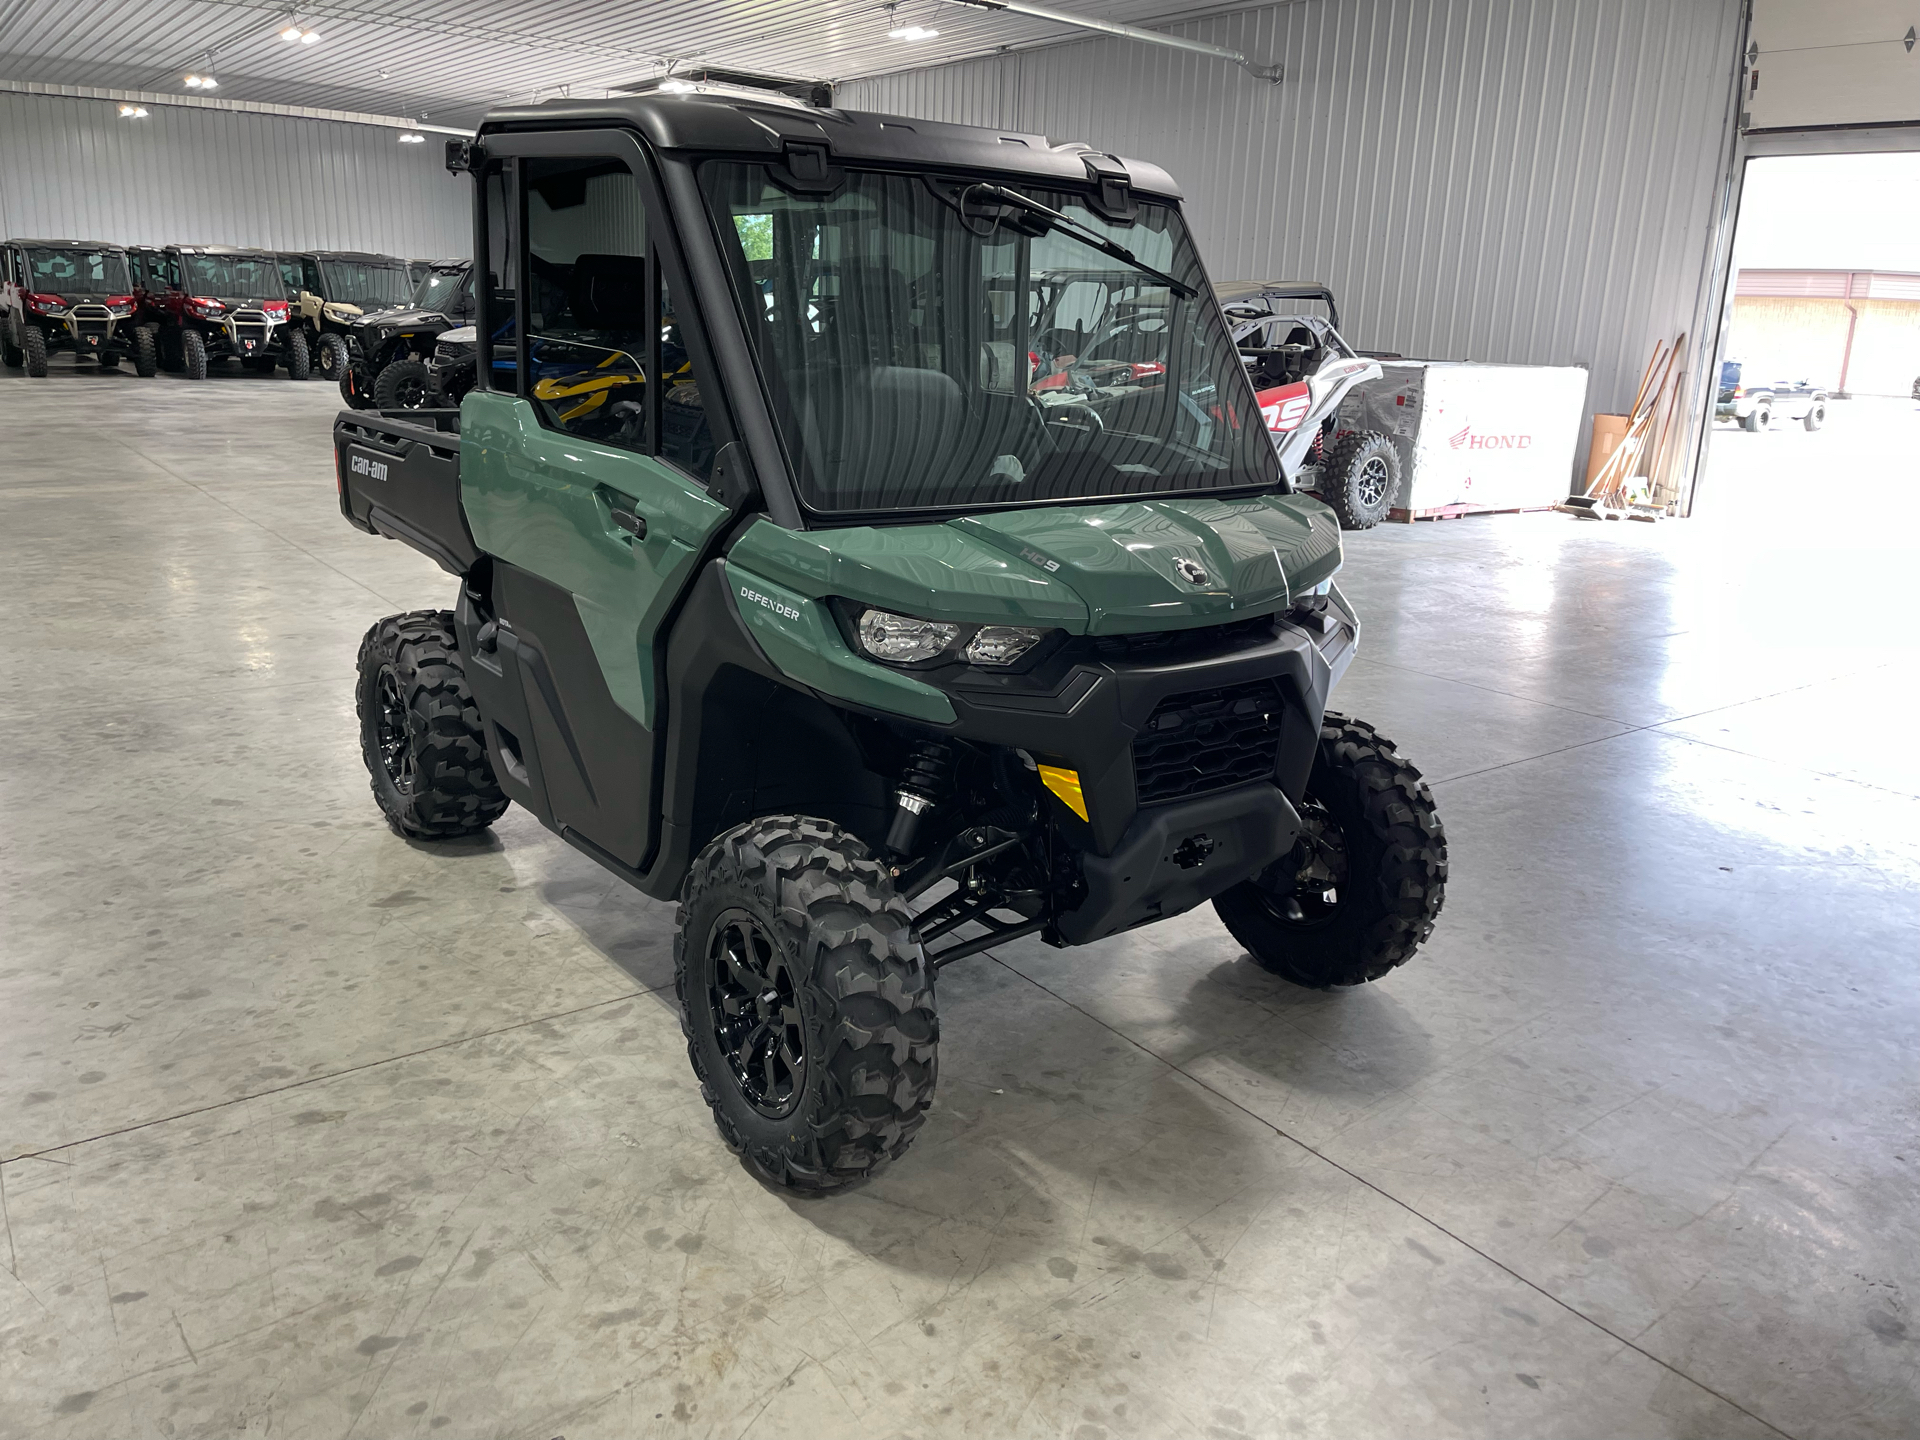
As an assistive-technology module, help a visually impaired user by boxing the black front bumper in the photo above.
[1054,781,1300,944]
[926,590,1357,856]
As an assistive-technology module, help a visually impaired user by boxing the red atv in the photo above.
[1216,280,1402,529]
[132,245,308,380]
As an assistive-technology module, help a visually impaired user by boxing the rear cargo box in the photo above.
[334,409,480,575]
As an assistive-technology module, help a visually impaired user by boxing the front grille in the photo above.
[71,305,112,339]
[1132,678,1285,805]
[1089,614,1278,664]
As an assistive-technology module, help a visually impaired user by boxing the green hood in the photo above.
[730,492,1342,635]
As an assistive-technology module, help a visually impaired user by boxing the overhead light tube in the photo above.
[940,0,1281,79]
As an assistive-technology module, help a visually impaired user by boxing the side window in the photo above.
[302,259,321,294]
[523,155,652,454]
[659,277,713,478]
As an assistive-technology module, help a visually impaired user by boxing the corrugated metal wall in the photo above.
[841,0,1747,496]
[0,91,468,257]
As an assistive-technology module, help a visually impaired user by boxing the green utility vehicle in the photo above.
[335,93,1447,1191]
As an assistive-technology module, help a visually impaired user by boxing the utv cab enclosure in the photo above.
[337,91,1447,1191]
[338,259,476,410]
[279,249,414,381]
[1,239,156,377]
[142,245,307,380]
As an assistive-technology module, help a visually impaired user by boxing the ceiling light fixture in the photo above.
[301,27,320,43]
[659,77,696,94]
[398,131,425,143]
[119,103,149,118]
[281,21,302,41]
[884,4,939,41]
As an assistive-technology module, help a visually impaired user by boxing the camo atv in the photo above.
[336,94,1447,1193]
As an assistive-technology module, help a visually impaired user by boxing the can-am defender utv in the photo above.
[278,250,415,381]
[1216,281,1405,530]
[336,95,1447,1192]
[1,239,157,377]
[338,260,475,410]
[144,246,308,380]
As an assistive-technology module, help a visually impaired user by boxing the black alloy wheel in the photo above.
[372,666,415,796]
[706,909,808,1118]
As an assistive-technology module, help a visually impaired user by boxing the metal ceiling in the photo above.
[0,0,1287,130]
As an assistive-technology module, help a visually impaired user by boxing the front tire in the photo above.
[316,332,350,381]
[1802,401,1825,432]
[180,327,208,380]
[1319,431,1400,529]
[676,816,938,1192]
[373,357,431,410]
[284,329,311,381]
[1214,714,1446,988]
[23,325,48,377]
[355,610,509,839]
[132,326,158,378]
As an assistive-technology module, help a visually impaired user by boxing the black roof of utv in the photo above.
[7,237,126,251]
[476,94,1183,201]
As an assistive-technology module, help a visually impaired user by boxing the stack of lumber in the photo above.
[1558,333,1687,522]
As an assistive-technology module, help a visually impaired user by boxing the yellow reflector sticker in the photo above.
[1037,765,1088,821]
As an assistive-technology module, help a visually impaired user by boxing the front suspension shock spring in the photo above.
[886,740,957,856]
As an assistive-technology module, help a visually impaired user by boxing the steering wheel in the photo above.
[1044,401,1104,439]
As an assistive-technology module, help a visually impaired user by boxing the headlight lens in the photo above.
[857,609,961,664]
[964,625,1048,667]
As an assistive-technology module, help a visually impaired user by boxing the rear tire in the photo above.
[180,327,208,380]
[284,329,311,381]
[132,326,158,378]
[1319,431,1400,529]
[340,362,374,410]
[354,610,509,839]
[373,357,431,410]
[677,816,938,1193]
[1802,401,1825,432]
[316,332,350,381]
[23,325,48,377]
[1742,406,1769,433]
[1214,714,1446,988]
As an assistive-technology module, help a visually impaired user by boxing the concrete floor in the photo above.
[0,365,1915,1440]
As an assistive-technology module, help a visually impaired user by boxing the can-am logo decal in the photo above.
[349,453,388,483]
[739,586,801,622]
[1449,425,1533,451]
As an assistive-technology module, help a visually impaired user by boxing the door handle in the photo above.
[609,505,647,541]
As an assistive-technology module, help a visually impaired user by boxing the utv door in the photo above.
[458,135,731,873]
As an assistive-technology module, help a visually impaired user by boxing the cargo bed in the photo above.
[334,408,480,575]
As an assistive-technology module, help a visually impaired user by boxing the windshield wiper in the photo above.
[960,183,1195,300]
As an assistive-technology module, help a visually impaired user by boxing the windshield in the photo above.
[701,163,1277,515]
[319,257,412,308]
[181,252,281,297]
[25,247,130,295]
[411,266,468,313]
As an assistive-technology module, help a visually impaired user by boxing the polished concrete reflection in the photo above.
[1,369,1915,1439]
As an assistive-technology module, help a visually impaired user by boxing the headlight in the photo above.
[853,608,1059,668]
[1292,577,1332,607]
[965,625,1048,667]
[858,609,960,664]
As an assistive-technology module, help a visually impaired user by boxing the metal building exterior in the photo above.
[840,0,1748,505]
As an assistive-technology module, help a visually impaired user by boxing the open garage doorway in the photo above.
[1697,148,1920,531]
